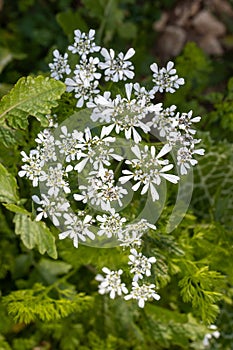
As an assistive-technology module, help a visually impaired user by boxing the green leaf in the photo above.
[13,213,57,259]
[0,125,18,147]
[0,163,19,203]
[56,10,88,36]
[37,258,72,284]
[0,76,66,129]
[3,203,29,215]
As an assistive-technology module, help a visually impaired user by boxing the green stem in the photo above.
[40,268,78,297]
[97,0,114,43]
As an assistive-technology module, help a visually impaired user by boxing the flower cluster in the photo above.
[18,28,205,308]
[95,229,159,308]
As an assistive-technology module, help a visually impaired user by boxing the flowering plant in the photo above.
[18,29,204,308]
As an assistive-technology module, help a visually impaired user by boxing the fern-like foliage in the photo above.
[0,76,66,146]
[178,265,223,324]
[2,283,92,324]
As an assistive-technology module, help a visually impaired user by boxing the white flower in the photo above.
[119,144,179,201]
[95,267,128,299]
[18,150,44,187]
[150,61,184,93]
[68,29,100,59]
[74,169,128,212]
[128,248,156,281]
[73,127,122,172]
[203,325,220,347]
[49,49,71,80]
[124,281,160,308]
[45,113,58,128]
[74,57,101,83]
[133,82,155,103]
[172,110,201,135]
[59,213,95,248]
[55,126,84,162]
[65,75,100,107]
[120,219,156,248]
[35,129,57,162]
[32,194,70,226]
[96,211,126,238]
[177,146,205,175]
[99,47,135,82]
[119,231,143,248]
[87,91,113,123]
[39,163,71,197]
[147,105,177,138]
[90,84,162,143]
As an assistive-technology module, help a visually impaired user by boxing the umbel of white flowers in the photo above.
[18,29,205,309]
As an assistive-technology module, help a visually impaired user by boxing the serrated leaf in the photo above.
[3,203,29,215]
[0,163,19,203]
[0,125,18,147]
[0,76,66,129]
[13,213,57,259]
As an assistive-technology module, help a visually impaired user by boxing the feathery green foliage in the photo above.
[2,283,92,324]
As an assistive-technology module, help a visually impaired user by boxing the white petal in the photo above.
[110,290,116,299]
[74,158,88,172]
[101,124,115,136]
[119,175,133,184]
[125,83,133,100]
[131,145,141,159]
[52,216,60,227]
[124,48,135,60]
[157,144,172,159]
[161,174,180,183]
[32,195,41,204]
[152,293,161,301]
[86,229,95,240]
[35,212,44,221]
[150,183,159,201]
[141,183,149,195]
[150,63,158,74]
[73,194,85,201]
[132,181,141,192]
[18,170,26,177]
[59,231,70,240]
[102,267,111,274]
[138,299,145,308]
[167,61,174,71]
[132,128,142,143]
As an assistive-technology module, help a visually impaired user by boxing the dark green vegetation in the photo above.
[0,1,232,349]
